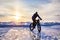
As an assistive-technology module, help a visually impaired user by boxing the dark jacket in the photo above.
[32,12,42,20]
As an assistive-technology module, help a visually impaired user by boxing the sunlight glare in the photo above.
[15,11,21,21]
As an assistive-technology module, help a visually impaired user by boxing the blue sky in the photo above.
[0,0,60,22]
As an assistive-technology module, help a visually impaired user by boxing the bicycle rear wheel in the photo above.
[29,23,36,31]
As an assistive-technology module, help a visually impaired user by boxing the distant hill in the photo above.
[41,22,60,26]
[0,22,60,27]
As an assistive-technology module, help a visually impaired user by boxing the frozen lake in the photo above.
[0,25,60,40]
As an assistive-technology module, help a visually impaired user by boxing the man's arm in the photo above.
[37,14,42,20]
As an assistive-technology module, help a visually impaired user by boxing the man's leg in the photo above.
[37,23,41,33]
[32,19,36,30]
[32,22,36,31]
[31,19,36,31]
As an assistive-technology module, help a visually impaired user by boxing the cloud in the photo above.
[37,0,60,22]
[0,0,21,17]
[0,0,60,22]
[0,13,15,17]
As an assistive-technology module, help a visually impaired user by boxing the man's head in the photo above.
[35,12,38,14]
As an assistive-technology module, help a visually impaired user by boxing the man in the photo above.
[32,12,42,23]
[31,12,42,33]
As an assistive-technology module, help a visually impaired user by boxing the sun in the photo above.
[14,11,21,21]
[15,13,20,20]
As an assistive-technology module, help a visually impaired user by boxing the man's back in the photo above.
[32,12,42,20]
[32,13,38,20]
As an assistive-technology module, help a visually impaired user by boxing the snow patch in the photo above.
[2,28,32,40]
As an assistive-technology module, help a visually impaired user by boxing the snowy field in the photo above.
[0,25,60,40]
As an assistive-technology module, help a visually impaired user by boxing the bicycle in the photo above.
[29,19,41,40]
[29,19,41,33]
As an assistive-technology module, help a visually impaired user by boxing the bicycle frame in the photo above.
[29,19,41,33]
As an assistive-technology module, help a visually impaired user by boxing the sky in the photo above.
[0,0,60,22]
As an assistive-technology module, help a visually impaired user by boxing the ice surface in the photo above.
[0,27,33,40]
[0,25,60,40]
[41,26,60,40]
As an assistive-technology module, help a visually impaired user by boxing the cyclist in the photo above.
[31,12,42,33]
